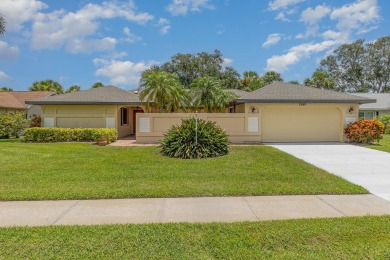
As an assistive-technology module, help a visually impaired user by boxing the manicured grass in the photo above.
[0,140,366,200]
[0,216,389,259]
[369,134,390,153]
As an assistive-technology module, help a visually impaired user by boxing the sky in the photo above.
[0,0,388,91]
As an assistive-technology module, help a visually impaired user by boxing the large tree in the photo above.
[303,70,336,90]
[239,71,265,91]
[262,71,283,85]
[189,76,237,112]
[91,82,105,88]
[319,36,390,93]
[29,80,64,94]
[0,14,5,36]
[146,50,240,89]
[139,71,189,112]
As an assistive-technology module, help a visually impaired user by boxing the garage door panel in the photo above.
[262,107,341,142]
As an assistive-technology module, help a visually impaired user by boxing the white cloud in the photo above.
[30,1,153,52]
[223,58,233,65]
[0,71,11,81]
[330,0,380,33]
[266,40,338,72]
[157,18,171,35]
[275,12,290,22]
[167,0,214,16]
[0,41,20,61]
[262,33,282,48]
[300,5,331,25]
[0,0,47,32]
[268,0,306,11]
[93,59,158,86]
[123,27,142,43]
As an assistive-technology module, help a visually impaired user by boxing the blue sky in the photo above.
[0,0,388,91]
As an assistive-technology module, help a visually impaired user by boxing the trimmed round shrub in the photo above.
[159,117,230,159]
[344,119,384,143]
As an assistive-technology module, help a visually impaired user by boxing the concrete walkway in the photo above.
[269,143,390,201]
[1,195,390,227]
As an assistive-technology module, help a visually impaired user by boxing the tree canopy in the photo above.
[304,70,335,90]
[0,14,5,36]
[139,71,189,112]
[66,85,81,93]
[145,50,240,89]
[318,36,390,93]
[0,87,13,91]
[91,82,105,89]
[29,80,64,94]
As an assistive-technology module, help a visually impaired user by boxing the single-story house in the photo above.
[0,91,54,118]
[26,82,375,143]
[352,93,390,119]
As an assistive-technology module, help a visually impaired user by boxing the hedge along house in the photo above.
[28,82,375,142]
[26,86,146,138]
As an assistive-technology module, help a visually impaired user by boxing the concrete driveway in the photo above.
[268,143,390,201]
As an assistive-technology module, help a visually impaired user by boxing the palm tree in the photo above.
[66,85,81,93]
[29,80,64,94]
[190,76,236,112]
[239,71,265,91]
[91,82,105,88]
[0,14,5,36]
[139,71,189,112]
[262,71,283,85]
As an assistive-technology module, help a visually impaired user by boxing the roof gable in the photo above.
[236,82,375,104]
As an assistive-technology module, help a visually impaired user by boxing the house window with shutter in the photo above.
[121,107,128,126]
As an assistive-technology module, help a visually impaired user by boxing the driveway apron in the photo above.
[268,143,390,201]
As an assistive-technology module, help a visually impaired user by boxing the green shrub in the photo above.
[344,119,384,143]
[378,114,390,134]
[0,112,28,138]
[159,117,230,159]
[23,127,117,143]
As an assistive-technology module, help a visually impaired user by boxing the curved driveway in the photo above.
[268,143,390,201]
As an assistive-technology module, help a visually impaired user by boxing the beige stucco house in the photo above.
[0,91,54,118]
[27,83,375,143]
[352,93,390,119]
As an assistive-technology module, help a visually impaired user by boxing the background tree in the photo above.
[0,87,13,91]
[288,80,300,84]
[0,14,5,36]
[262,71,283,85]
[29,80,64,94]
[303,70,336,90]
[318,36,390,93]
[65,85,81,93]
[145,50,240,89]
[239,71,265,91]
[139,71,188,112]
[91,82,105,88]
[189,76,237,112]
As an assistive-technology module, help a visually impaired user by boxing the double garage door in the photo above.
[261,106,341,142]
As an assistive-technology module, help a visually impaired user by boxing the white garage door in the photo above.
[262,106,341,142]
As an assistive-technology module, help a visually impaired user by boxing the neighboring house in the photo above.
[0,91,54,118]
[352,93,390,119]
[27,82,374,142]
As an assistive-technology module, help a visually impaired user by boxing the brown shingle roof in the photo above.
[236,82,375,104]
[26,86,144,105]
[0,91,54,109]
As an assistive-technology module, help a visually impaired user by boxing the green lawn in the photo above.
[0,216,389,259]
[369,134,390,153]
[0,140,366,200]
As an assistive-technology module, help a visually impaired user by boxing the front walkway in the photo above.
[269,143,390,201]
[109,135,157,147]
[1,195,390,227]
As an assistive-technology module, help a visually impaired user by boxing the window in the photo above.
[359,112,364,119]
[365,112,374,119]
[120,107,128,126]
[359,111,377,119]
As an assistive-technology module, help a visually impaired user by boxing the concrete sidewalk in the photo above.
[1,195,390,227]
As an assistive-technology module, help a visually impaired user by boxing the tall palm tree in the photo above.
[139,71,189,112]
[190,76,236,112]
[262,71,283,85]
[240,71,265,91]
[0,14,5,36]
[29,80,64,94]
